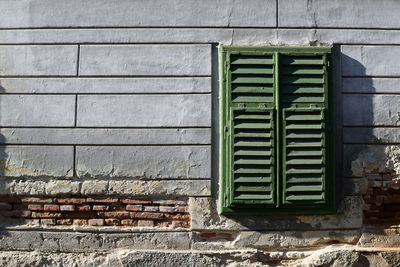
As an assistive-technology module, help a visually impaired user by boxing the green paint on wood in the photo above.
[220,46,335,214]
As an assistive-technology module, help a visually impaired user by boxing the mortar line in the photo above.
[0,75,212,78]
[0,92,212,95]
[0,143,212,146]
[0,126,211,129]
[3,26,400,30]
[276,0,278,28]
[3,42,400,46]
[73,145,77,177]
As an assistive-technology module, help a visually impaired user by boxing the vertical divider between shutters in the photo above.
[274,52,281,208]
[219,48,227,211]
[227,51,233,206]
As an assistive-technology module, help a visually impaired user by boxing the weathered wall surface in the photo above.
[0,0,400,266]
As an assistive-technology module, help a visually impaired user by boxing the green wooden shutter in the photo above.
[220,47,334,214]
[279,53,334,212]
[220,50,276,211]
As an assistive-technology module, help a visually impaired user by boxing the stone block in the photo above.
[343,95,400,126]
[0,95,75,127]
[0,146,74,177]
[107,180,211,197]
[342,46,400,76]
[0,0,275,28]
[190,196,363,231]
[278,0,400,28]
[79,45,211,76]
[76,146,211,179]
[343,127,400,144]
[0,45,77,76]
[88,219,104,226]
[0,178,211,197]
[77,95,210,127]
[342,78,400,93]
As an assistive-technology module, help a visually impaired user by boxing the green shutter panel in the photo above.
[220,47,334,214]
[221,51,276,210]
[280,53,333,210]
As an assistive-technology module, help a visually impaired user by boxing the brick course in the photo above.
[0,196,190,228]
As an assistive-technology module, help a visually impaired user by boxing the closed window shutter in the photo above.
[220,47,334,214]
[280,53,333,209]
[222,51,276,209]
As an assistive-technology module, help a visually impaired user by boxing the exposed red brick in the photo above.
[130,212,163,220]
[164,213,190,220]
[368,168,379,174]
[98,211,131,218]
[153,199,187,206]
[366,174,381,180]
[363,197,383,204]
[121,219,137,226]
[0,196,21,204]
[155,221,171,227]
[200,232,216,238]
[174,206,188,213]
[0,202,12,210]
[126,205,142,211]
[0,210,31,218]
[373,189,389,195]
[44,204,60,211]
[143,206,159,212]
[387,182,400,189]
[216,233,234,241]
[60,205,75,211]
[105,218,120,226]
[121,198,152,204]
[138,220,154,227]
[73,219,88,226]
[76,205,91,212]
[57,219,72,225]
[21,197,52,204]
[86,197,118,204]
[55,198,86,205]
[383,174,397,180]
[31,212,62,218]
[172,220,190,228]
[63,211,97,219]
[110,205,125,211]
[41,219,56,225]
[88,219,104,226]
[93,205,109,211]
[28,204,43,211]
[368,181,382,188]
[159,206,175,213]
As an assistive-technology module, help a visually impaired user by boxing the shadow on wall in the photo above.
[0,84,7,176]
[342,51,400,228]
[209,45,380,231]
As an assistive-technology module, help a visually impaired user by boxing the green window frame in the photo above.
[219,46,335,214]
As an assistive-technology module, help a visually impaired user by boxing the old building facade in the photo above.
[0,0,399,265]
